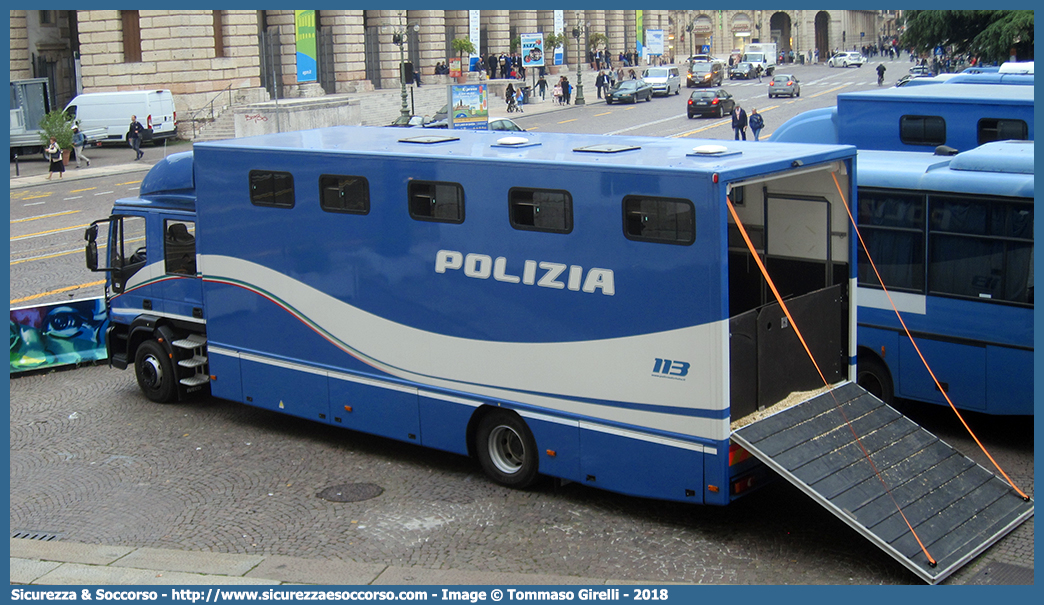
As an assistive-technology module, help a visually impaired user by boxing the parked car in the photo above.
[489,118,526,132]
[686,88,735,118]
[687,61,725,87]
[828,52,866,68]
[909,65,932,76]
[606,79,653,104]
[642,66,682,96]
[768,74,800,98]
[729,62,758,80]
[387,115,428,127]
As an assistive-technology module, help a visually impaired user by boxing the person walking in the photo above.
[748,108,765,141]
[127,115,145,161]
[731,105,748,141]
[45,136,64,180]
[536,74,547,101]
[72,126,91,168]
[595,71,607,99]
[562,77,572,105]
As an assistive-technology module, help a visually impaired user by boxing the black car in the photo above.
[686,88,735,118]
[687,60,725,87]
[729,62,757,80]
[606,79,653,104]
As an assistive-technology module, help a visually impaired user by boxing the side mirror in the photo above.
[85,241,98,271]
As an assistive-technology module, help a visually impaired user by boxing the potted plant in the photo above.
[451,37,476,83]
[543,33,565,74]
[38,110,76,165]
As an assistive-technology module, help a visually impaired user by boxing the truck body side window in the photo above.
[408,180,464,223]
[623,195,695,245]
[509,188,573,233]
[320,174,370,214]
[250,170,295,208]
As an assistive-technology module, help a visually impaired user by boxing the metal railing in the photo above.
[189,84,234,138]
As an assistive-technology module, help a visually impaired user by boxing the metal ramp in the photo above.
[732,382,1034,584]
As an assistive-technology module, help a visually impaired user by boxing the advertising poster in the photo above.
[647,30,664,56]
[11,297,109,373]
[521,33,545,69]
[447,83,489,131]
[553,10,564,66]
[295,10,318,83]
[449,57,462,78]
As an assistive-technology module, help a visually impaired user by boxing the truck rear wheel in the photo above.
[135,339,177,403]
[476,410,539,489]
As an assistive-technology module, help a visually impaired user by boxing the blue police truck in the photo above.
[85,126,1031,583]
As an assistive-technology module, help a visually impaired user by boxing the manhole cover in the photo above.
[317,483,383,503]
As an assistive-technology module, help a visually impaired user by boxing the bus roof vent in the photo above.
[399,134,460,145]
[688,144,741,158]
[492,136,540,149]
[573,143,641,154]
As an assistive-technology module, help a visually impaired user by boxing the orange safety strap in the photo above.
[726,194,938,568]
[831,173,1029,501]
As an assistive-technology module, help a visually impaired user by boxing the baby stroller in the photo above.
[506,94,519,113]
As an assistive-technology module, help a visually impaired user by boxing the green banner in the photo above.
[295,10,318,83]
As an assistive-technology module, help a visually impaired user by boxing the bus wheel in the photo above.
[135,339,177,403]
[476,411,539,489]
[857,353,894,405]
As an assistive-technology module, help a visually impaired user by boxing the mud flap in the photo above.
[732,382,1033,584]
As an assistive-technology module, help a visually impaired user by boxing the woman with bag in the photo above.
[749,108,765,141]
[45,136,64,180]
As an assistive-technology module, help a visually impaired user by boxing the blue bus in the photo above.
[854,140,1034,415]
[770,84,1033,153]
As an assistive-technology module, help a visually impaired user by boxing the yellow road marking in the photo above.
[116,180,143,186]
[11,210,80,223]
[558,118,578,124]
[808,84,851,99]
[70,187,98,193]
[11,280,106,305]
[12,223,91,241]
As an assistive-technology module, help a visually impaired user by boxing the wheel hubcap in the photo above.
[142,355,163,388]
[487,426,525,475]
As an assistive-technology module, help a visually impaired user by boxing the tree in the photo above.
[451,37,476,71]
[901,10,1033,63]
[588,33,609,52]
[544,32,565,59]
[38,110,76,150]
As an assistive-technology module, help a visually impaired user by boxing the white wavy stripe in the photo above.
[202,255,730,440]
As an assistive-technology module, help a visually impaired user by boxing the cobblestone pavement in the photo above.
[10,364,1033,585]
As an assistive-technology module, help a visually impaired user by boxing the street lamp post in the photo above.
[572,16,586,106]
[391,12,418,120]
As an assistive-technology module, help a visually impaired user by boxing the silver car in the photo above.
[828,52,866,68]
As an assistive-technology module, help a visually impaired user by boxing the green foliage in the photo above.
[451,37,476,61]
[588,33,609,51]
[511,37,521,53]
[38,110,76,149]
[901,10,1033,63]
[543,32,564,52]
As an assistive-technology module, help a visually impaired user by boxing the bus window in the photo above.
[928,195,1033,304]
[857,189,925,292]
[622,196,695,245]
[899,115,945,146]
[977,118,1028,145]
[250,170,295,208]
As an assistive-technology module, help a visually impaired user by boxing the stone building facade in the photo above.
[11,9,890,137]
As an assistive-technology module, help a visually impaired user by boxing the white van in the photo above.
[642,66,681,96]
[65,90,177,144]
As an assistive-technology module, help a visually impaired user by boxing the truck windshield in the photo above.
[744,53,765,63]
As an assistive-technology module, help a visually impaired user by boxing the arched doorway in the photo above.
[769,12,792,62]
[814,11,830,63]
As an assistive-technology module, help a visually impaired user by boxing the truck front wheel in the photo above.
[476,411,539,489]
[135,339,177,403]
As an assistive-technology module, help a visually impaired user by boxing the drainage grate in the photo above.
[965,562,1034,585]
[12,530,62,541]
[317,483,383,503]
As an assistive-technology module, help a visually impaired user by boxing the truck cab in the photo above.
[85,151,207,401]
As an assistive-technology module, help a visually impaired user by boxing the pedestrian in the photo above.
[552,82,563,105]
[561,77,572,105]
[515,87,524,113]
[536,75,547,100]
[731,105,748,141]
[127,115,145,161]
[505,83,516,111]
[749,108,764,141]
[45,136,64,180]
[595,71,607,99]
[72,126,91,168]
